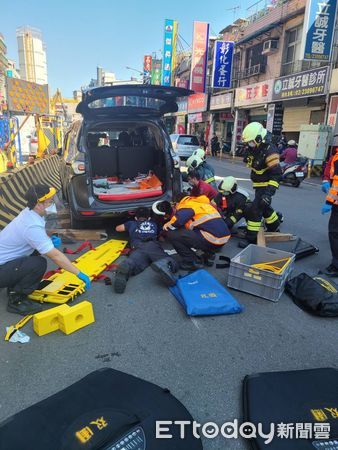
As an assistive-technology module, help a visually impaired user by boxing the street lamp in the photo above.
[125,66,151,85]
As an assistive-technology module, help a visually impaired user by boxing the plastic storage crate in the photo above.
[227,245,295,302]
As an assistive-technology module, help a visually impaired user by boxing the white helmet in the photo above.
[288,140,297,146]
[192,148,206,160]
[218,176,237,195]
[187,155,203,170]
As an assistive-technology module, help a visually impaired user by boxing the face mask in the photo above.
[45,203,57,215]
[248,141,257,148]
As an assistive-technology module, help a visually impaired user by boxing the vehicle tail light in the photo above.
[80,211,96,216]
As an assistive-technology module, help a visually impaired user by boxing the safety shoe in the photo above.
[7,291,42,315]
[202,252,216,267]
[114,262,130,293]
[323,264,338,277]
[151,258,178,287]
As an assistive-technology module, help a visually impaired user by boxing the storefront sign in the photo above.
[143,55,152,84]
[301,0,337,61]
[190,22,209,93]
[327,95,338,128]
[272,66,329,101]
[151,59,162,85]
[175,78,189,89]
[162,19,177,86]
[210,92,232,110]
[176,97,188,114]
[212,41,234,89]
[267,103,284,135]
[176,115,186,133]
[234,80,273,107]
[188,112,203,123]
[219,112,233,120]
[188,93,208,113]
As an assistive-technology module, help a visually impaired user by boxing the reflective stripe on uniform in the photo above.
[230,215,237,223]
[200,230,230,246]
[251,167,268,175]
[252,182,269,188]
[188,212,220,229]
[205,177,216,184]
[266,154,280,168]
[247,220,262,231]
[268,180,279,188]
[326,193,338,203]
[265,211,279,224]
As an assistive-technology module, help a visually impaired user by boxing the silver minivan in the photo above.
[170,134,200,160]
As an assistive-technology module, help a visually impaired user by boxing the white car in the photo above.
[170,134,200,160]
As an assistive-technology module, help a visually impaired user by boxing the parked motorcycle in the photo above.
[280,156,308,187]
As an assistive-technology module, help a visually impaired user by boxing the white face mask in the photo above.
[45,203,57,215]
[248,141,257,148]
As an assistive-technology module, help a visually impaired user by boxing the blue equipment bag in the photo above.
[169,269,243,316]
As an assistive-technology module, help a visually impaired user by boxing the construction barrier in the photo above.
[0,155,64,229]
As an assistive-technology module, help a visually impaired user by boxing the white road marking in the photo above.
[191,318,201,330]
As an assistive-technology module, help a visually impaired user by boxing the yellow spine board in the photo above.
[29,239,127,304]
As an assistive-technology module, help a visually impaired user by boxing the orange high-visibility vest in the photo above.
[327,152,338,205]
[168,196,230,245]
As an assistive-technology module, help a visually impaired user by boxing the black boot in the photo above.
[202,252,216,267]
[7,290,42,315]
[114,262,130,293]
[151,258,178,287]
[323,264,338,277]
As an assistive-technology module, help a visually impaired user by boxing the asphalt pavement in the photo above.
[0,157,337,450]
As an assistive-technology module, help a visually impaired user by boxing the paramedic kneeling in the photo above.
[159,195,230,270]
[0,184,91,315]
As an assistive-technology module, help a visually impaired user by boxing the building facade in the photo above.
[0,33,8,111]
[17,27,48,85]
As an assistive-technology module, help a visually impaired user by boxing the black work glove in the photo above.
[260,194,272,208]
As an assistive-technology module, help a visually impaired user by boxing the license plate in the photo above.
[295,172,304,177]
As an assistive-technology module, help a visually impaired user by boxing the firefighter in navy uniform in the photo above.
[241,122,282,243]
[216,176,251,230]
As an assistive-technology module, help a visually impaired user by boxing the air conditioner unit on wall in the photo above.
[262,39,279,55]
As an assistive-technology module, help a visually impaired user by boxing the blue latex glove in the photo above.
[77,271,91,289]
[321,180,330,194]
[51,234,62,249]
[321,204,332,215]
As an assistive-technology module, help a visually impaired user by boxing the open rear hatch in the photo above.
[76,85,193,119]
[76,85,193,203]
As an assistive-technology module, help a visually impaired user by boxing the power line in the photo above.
[178,33,191,49]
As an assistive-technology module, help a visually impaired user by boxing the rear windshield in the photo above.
[177,135,199,146]
[87,96,166,110]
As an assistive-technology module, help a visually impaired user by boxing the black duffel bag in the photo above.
[285,272,338,317]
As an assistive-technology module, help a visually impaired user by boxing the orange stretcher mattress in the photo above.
[98,189,163,201]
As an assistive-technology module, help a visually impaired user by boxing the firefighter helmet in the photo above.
[192,148,206,160]
[218,176,237,195]
[187,155,203,170]
[242,122,267,146]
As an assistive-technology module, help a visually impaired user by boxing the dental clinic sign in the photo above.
[301,0,338,61]
[272,66,329,101]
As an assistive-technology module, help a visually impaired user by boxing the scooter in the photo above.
[280,156,308,187]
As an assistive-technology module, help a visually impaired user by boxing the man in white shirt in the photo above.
[0,184,91,315]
